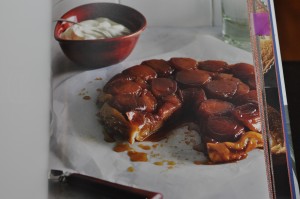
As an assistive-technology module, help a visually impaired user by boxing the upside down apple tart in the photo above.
[97,58,284,163]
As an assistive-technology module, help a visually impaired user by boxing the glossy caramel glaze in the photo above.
[98,58,264,163]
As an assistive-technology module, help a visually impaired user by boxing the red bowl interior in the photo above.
[54,3,147,68]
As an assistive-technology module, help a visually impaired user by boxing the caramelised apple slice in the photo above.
[142,59,174,77]
[232,103,261,132]
[231,63,255,80]
[204,79,238,100]
[104,79,143,95]
[151,78,177,98]
[126,94,182,143]
[109,90,157,113]
[122,65,157,81]
[197,99,234,119]
[206,116,245,142]
[233,90,258,105]
[169,57,198,70]
[176,69,212,86]
[198,60,229,73]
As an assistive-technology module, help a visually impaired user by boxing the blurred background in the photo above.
[274,0,300,180]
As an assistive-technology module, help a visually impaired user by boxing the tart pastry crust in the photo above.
[97,58,284,163]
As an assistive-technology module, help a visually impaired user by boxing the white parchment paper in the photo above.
[50,34,269,199]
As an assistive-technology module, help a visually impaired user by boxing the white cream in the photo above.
[60,17,131,40]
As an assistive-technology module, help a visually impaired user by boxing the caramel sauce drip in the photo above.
[113,143,133,152]
[153,160,176,166]
[113,143,149,162]
[138,144,151,150]
[150,153,160,158]
[127,166,135,172]
[193,160,212,165]
[166,160,176,166]
[83,96,91,100]
[153,161,164,166]
[127,151,148,162]
[194,160,202,165]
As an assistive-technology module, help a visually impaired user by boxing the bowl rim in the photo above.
[54,2,147,42]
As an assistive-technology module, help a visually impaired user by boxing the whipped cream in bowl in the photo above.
[53,3,147,68]
[60,17,132,40]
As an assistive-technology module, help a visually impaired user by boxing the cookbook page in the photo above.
[49,0,280,198]
[249,0,299,198]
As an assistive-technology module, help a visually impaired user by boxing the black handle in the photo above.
[66,173,163,199]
